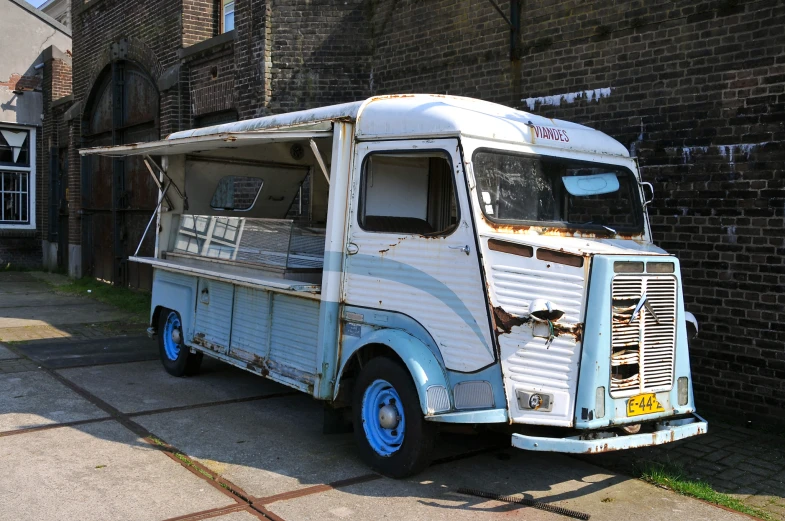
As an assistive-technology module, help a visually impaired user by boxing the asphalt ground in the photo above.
[0,272,765,521]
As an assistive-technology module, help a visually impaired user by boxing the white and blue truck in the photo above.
[81,94,706,477]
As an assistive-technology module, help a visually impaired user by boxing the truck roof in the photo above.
[81,95,630,158]
[170,94,630,158]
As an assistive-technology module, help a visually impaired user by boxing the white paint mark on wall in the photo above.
[667,143,767,165]
[726,225,737,244]
[629,119,644,158]
[522,87,612,111]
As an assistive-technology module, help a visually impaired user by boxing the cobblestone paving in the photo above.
[588,419,785,520]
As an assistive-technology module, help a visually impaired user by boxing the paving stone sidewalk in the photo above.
[0,321,147,343]
[0,271,146,344]
[2,270,783,520]
[588,418,785,519]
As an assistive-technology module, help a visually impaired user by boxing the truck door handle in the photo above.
[449,245,471,255]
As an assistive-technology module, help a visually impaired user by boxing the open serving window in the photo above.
[80,128,335,292]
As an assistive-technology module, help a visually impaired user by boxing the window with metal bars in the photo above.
[0,127,33,228]
[0,171,29,224]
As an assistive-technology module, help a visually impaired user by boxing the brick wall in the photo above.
[184,41,236,125]
[0,235,42,268]
[41,54,73,249]
[232,0,268,119]
[369,0,785,424]
[183,0,218,48]
[51,59,72,101]
[67,0,784,422]
[70,0,183,253]
[368,0,512,103]
[263,0,371,115]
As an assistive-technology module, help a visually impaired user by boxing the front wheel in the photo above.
[352,357,437,478]
[158,308,202,377]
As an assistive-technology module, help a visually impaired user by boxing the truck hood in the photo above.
[480,232,669,257]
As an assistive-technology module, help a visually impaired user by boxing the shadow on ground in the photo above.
[1,271,779,521]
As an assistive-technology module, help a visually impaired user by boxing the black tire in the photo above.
[351,357,437,478]
[157,308,203,377]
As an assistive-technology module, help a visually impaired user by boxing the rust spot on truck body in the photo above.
[493,306,583,343]
[493,306,528,334]
[484,219,645,243]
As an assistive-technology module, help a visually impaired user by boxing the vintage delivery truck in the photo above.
[81,94,706,477]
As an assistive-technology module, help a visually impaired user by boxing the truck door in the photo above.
[342,139,495,373]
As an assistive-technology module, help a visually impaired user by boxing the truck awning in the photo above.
[79,130,333,157]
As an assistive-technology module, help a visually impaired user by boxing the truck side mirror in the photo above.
[640,181,654,208]
[685,311,699,341]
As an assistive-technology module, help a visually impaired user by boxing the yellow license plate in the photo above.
[627,393,664,417]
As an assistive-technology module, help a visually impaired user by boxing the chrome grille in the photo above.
[610,275,677,397]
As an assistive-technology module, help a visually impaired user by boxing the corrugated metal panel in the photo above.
[484,242,586,427]
[230,286,271,360]
[490,263,584,323]
[194,278,234,349]
[155,269,194,287]
[269,294,320,373]
[502,335,579,390]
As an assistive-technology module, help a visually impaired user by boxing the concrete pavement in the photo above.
[0,271,779,521]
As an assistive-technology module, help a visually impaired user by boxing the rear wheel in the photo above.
[352,357,437,478]
[158,308,202,377]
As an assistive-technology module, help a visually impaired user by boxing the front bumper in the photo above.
[511,414,707,454]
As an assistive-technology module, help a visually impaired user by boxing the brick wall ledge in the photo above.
[52,94,74,109]
[179,31,237,62]
[0,229,37,238]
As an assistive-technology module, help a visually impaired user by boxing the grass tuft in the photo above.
[55,277,151,323]
[638,461,774,520]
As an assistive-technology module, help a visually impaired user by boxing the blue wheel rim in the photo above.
[162,312,181,361]
[361,379,406,457]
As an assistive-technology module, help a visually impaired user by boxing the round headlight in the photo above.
[528,394,543,410]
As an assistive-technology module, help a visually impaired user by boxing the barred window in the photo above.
[0,127,34,229]
[1,172,29,224]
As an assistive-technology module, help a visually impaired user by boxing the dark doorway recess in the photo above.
[82,61,159,289]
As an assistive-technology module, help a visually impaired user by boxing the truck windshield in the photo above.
[472,150,644,235]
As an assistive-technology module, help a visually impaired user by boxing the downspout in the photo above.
[511,0,522,108]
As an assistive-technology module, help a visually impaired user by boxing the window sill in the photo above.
[0,227,37,238]
[180,31,237,62]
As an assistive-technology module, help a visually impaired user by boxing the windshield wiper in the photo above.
[580,221,617,235]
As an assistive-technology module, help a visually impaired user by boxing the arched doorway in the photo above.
[82,61,159,289]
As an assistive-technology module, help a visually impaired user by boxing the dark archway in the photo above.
[81,61,159,289]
